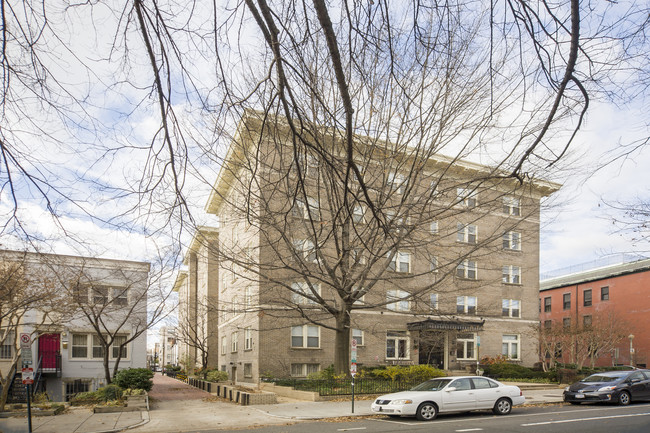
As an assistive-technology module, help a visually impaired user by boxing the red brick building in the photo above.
[539,257,650,368]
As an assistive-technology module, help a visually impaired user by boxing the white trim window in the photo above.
[457,223,477,244]
[352,329,364,346]
[387,289,410,312]
[430,221,439,234]
[502,232,521,250]
[386,331,409,360]
[291,282,321,305]
[112,335,128,359]
[244,286,254,309]
[231,331,238,353]
[456,260,477,279]
[221,336,227,355]
[387,172,407,194]
[291,325,320,348]
[92,286,109,305]
[71,333,129,360]
[292,197,320,220]
[502,265,521,284]
[388,251,411,273]
[0,331,13,359]
[244,327,253,350]
[430,257,438,273]
[291,363,320,377]
[457,296,477,314]
[457,187,477,208]
[456,333,476,360]
[503,197,521,216]
[429,293,439,312]
[502,334,520,359]
[502,299,521,318]
[293,239,317,263]
[352,205,365,223]
[244,363,253,378]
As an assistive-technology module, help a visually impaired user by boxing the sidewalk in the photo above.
[0,379,566,433]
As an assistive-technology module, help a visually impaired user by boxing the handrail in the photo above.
[33,355,43,396]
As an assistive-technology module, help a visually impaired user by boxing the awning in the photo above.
[407,317,484,332]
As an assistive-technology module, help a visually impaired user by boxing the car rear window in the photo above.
[410,378,452,391]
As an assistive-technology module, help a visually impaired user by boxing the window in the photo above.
[430,257,438,273]
[245,327,253,350]
[352,205,365,223]
[71,334,88,358]
[244,363,253,378]
[502,265,521,284]
[244,286,254,309]
[291,325,319,348]
[0,331,13,359]
[601,286,609,301]
[502,335,520,359]
[502,299,521,318]
[112,335,127,359]
[583,289,592,307]
[92,335,105,359]
[291,363,320,377]
[456,333,476,360]
[65,380,90,402]
[544,320,552,329]
[92,286,109,304]
[563,293,571,310]
[74,285,89,303]
[429,293,439,311]
[221,336,227,355]
[112,288,128,306]
[388,251,411,273]
[583,315,592,327]
[231,332,238,353]
[387,172,407,194]
[503,197,521,216]
[293,239,317,263]
[387,289,410,312]
[456,260,477,279]
[457,296,477,314]
[544,297,551,312]
[502,232,521,250]
[563,317,571,328]
[291,282,321,305]
[457,188,477,208]
[430,221,439,234]
[352,329,364,346]
[386,331,409,359]
[457,223,477,244]
[292,197,320,220]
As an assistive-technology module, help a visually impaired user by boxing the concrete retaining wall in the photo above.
[260,383,321,401]
[185,378,277,405]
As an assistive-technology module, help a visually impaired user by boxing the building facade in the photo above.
[0,250,149,401]
[177,112,559,382]
[540,256,650,368]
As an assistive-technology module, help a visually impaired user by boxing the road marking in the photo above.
[521,412,650,426]
[337,428,367,432]
[456,429,483,432]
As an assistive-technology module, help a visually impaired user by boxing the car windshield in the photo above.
[410,378,453,391]
[581,373,627,383]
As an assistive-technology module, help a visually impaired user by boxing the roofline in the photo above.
[0,249,151,272]
[172,270,188,293]
[205,111,562,215]
[182,226,219,265]
[540,258,650,291]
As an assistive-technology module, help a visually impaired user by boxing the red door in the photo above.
[38,334,60,370]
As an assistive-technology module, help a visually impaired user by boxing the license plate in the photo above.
[575,394,584,399]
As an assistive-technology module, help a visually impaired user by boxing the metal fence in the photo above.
[268,378,421,396]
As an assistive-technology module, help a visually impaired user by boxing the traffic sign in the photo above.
[350,362,357,376]
[20,333,31,348]
[22,368,34,385]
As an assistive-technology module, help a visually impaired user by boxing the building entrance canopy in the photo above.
[407,317,484,332]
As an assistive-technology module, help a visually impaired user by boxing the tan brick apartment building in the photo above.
[175,112,559,382]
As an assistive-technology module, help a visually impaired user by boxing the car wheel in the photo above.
[617,391,631,406]
[492,398,512,415]
[415,402,438,421]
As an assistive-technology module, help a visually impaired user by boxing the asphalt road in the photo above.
[205,402,650,433]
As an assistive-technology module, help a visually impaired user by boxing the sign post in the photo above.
[350,339,358,414]
[22,367,34,432]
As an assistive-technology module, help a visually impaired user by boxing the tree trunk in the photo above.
[334,310,351,375]
[104,350,112,384]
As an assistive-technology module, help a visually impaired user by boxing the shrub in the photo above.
[113,368,154,391]
[370,365,445,382]
[123,388,146,396]
[483,363,554,381]
[69,391,102,406]
[98,384,123,401]
[206,370,229,382]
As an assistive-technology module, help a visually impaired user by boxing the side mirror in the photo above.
[445,387,457,392]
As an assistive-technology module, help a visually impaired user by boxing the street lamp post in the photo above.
[628,334,635,367]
